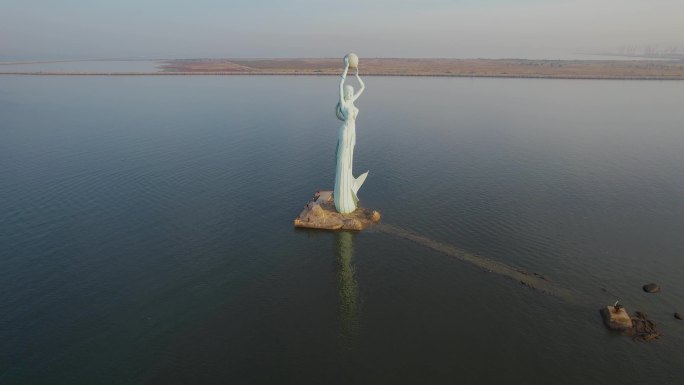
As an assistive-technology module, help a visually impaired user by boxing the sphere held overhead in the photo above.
[345,53,359,68]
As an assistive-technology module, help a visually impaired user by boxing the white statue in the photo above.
[334,53,368,214]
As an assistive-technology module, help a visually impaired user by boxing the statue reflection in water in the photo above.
[336,231,359,344]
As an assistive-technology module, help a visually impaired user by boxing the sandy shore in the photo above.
[3,58,684,79]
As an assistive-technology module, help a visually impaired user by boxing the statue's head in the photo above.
[344,85,354,101]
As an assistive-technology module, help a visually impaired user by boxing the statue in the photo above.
[334,53,368,214]
[293,53,380,231]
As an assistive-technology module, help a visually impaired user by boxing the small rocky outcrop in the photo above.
[627,312,661,342]
[600,306,633,331]
[642,283,661,293]
[675,312,682,320]
[600,306,661,342]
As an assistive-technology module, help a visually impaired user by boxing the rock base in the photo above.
[601,306,633,331]
[293,190,381,231]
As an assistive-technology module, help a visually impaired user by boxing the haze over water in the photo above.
[1,75,683,384]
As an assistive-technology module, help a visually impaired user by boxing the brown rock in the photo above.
[642,283,661,293]
[628,311,661,342]
[600,306,633,331]
[371,210,381,222]
[310,204,325,217]
[342,218,364,231]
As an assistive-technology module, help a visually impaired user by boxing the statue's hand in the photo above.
[344,56,349,68]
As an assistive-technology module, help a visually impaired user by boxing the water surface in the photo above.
[1,75,683,384]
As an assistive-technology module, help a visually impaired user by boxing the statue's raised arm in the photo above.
[352,68,365,102]
[339,57,349,103]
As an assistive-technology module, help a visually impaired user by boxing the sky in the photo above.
[1,0,683,60]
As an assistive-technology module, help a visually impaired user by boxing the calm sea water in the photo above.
[1,75,683,384]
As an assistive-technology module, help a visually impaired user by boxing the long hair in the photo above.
[336,101,345,121]
[336,85,353,121]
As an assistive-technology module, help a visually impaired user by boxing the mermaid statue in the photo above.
[334,54,368,214]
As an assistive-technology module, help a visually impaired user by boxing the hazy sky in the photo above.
[1,0,683,60]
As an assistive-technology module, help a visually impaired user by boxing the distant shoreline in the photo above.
[2,72,684,80]
[2,58,684,80]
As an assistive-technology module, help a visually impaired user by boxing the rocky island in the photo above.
[294,190,381,231]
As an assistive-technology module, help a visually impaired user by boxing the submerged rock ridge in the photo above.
[376,223,575,301]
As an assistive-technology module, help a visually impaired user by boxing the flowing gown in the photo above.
[334,102,368,214]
